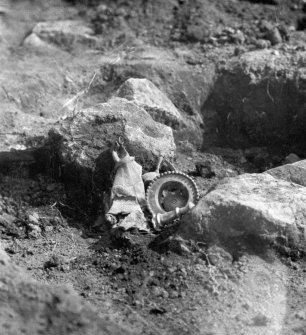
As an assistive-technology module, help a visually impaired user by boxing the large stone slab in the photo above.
[266,159,306,187]
[178,173,306,249]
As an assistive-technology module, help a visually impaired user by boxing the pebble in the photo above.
[152,286,169,298]
[28,212,40,225]
[168,267,176,274]
[169,290,179,299]
[284,153,300,164]
[267,27,282,45]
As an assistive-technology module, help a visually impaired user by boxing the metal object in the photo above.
[146,171,199,227]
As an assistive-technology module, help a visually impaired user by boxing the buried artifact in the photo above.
[146,171,199,229]
[106,138,199,230]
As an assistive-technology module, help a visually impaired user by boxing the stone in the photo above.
[28,212,40,225]
[28,223,42,239]
[25,20,99,51]
[207,245,233,267]
[116,78,183,128]
[254,39,271,49]
[23,33,59,51]
[0,105,53,152]
[0,245,130,334]
[51,97,175,171]
[0,213,16,227]
[265,159,306,187]
[0,242,10,266]
[114,210,149,232]
[266,27,282,45]
[284,153,301,164]
[194,152,238,179]
[177,173,306,249]
[98,45,216,145]
[49,97,175,210]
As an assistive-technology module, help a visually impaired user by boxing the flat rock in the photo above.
[116,78,183,128]
[178,173,306,249]
[25,20,99,51]
[266,159,306,187]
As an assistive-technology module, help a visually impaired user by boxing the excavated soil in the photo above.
[1,0,306,334]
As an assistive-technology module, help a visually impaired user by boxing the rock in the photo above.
[284,153,301,164]
[194,152,238,179]
[0,106,54,152]
[114,210,149,232]
[0,242,10,266]
[116,78,183,128]
[177,173,306,250]
[28,223,41,238]
[202,49,306,152]
[229,30,246,44]
[0,213,16,227]
[266,27,282,45]
[98,45,216,145]
[207,245,233,267]
[25,20,99,51]
[52,97,175,171]
[46,183,58,192]
[266,159,306,187]
[0,245,129,334]
[49,97,175,210]
[195,161,216,178]
[23,32,60,51]
[44,254,62,269]
[254,39,271,49]
[28,212,40,225]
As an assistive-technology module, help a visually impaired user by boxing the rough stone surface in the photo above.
[266,159,306,187]
[49,97,175,211]
[98,45,216,145]
[0,243,129,335]
[116,78,183,128]
[178,173,306,249]
[25,20,99,51]
[0,105,54,151]
[52,97,175,171]
[203,49,306,153]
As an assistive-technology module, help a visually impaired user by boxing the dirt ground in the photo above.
[1,0,306,334]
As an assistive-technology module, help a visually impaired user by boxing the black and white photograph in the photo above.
[0,0,306,334]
